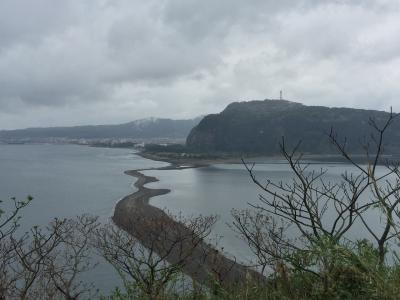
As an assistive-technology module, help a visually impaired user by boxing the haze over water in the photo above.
[146,162,389,263]
[0,144,391,292]
[0,144,166,293]
[0,144,166,226]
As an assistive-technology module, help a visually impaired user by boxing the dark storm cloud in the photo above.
[0,0,399,129]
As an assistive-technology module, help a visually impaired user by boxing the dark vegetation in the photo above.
[142,143,229,160]
[2,108,400,299]
[144,144,188,153]
[90,141,138,148]
[187,100,400,155]
[233,110,400,299]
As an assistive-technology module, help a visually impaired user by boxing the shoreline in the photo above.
[136,150,377,166]
[112,163,264,288]
[135,151,344,166]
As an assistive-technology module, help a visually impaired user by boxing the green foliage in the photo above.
[100,244,400,299]
[187,99,400,155]
[3,195,400,299]
[144,143,188,153]
[4,110,400,299]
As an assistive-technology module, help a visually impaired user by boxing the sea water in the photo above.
[0,144,394,293]
[0,144,166,294]
[147,161,393,264]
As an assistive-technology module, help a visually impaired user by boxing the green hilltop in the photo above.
[186,99,400,155]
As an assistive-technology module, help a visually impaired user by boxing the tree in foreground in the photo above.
[0,195,222,299]
[0,200,99,300]
[233,110,400,298]
[95,213,218,299]
[4,112,400,299]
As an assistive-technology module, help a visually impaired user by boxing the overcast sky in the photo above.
[0,0,399,129]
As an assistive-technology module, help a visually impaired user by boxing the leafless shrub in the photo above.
[235,110,400,279]
[43,215,99,299]
[95,212,218,298]
[0,203,99,299]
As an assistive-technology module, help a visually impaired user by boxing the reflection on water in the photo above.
[0,144,167,294]
[0,144,166,226]
[0,144,395,291]
[148,162,393,264]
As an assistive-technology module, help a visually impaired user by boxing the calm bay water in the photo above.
[147,161,390,262]
[0,144,392,293]
[0,144,166,294]
[0,144,166,226]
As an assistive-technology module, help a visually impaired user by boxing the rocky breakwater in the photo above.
[112,165,264,289]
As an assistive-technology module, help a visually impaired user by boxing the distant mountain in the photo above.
[186,100,400,155]
[0,117,202,142]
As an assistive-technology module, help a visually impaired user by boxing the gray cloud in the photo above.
[0,0,399,129]
[0,0,77,49]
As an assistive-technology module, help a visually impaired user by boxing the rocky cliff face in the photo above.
[186,99,400,155]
